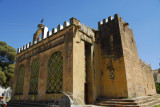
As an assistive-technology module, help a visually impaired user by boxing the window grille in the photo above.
[15,65,25,95]
[109,69,115,80]
[29,60,39,94]
[46,51,63,93]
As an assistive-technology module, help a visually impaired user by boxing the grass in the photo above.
[153,105,160,107]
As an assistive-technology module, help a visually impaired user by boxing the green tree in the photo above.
[0,41,16,88]
[155,83,160,94]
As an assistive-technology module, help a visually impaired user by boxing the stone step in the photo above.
[109,99,135,102]
[97,103,139,107]
[96,98,135,103]
[100,101,137,105]
[96,98,138,107]
[95,95,160,107]
[96,98,135,102]
[139,99,160,107]
[152,103,160,107]
[137,98,157,104]
[133,96,155,103]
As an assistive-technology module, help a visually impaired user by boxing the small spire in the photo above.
[41,18,44,24]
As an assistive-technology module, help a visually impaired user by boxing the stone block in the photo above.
[98,21,103,29]
[108,16,113,22]
[103,18,108,23]
[34,41,37,44]
[29,42,33,47]
[80,24,85,31]
[23,45,26,50]
[63,21,70,28]
[42,27,48,39]
[87,26,90,35]
[26,44,29,49]
[52,28,57,34]
[17,48,20,53]
[84,25,87,33]
[114,14,119,19]
[47,31,52,37]
[98,21,103,25]
[57,25,63,32]
[21,47,23,51]
[37,37,42,42]
[90,29,93,36]
[70,17,80,25]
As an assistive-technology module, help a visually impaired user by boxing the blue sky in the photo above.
[0,0,159,69]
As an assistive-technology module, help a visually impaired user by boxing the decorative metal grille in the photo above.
[109,69,115,80]
[29,60,39,94]
[28,94,38,102]
[15,65,25,95]
[46,51,63,93]
[46,93,63,103]
[14,95,23,101]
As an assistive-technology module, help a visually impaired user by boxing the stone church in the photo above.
[11,14,156,106]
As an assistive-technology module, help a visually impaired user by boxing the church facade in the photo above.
[12,14,156,105]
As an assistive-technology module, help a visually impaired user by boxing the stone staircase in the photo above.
[95,95,160,107]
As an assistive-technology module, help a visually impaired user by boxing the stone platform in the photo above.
[95,95,160,107]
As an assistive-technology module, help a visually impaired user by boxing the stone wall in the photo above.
[12,17,95,104]
[117,14,156,97]
[97,14,156,98]
[12,19,75,102]
[140,60,156,95]
[98,15,128,98]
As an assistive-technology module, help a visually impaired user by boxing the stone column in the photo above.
[23,58,31,100]
[37,53,48,101]
[63,24,74,95]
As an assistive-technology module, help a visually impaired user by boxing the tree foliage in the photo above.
[0,41,16,88]
[153,72,158,82]
[155,82,160,94]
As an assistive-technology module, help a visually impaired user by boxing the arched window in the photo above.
[15,65,25,95]
[46,51,63,93]
[29,60,39,94]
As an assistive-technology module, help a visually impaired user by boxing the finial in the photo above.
[41,18,44,24]
[38,18,45,28]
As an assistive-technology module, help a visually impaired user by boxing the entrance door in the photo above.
[84,43,91,104]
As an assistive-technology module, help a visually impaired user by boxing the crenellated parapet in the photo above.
[98,14,130,30]
[80,23,94,37]
[17,17,95,54]
[17,19,71,54]
[140,59,151,67]
[98,15,114,30]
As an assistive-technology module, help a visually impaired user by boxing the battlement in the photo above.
[98,14,129,30]
[17,20,71,54]
[140,59,151,67]
[17,17,94,54]
[80,23,94,37]
[98,16,113,27]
